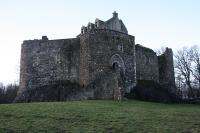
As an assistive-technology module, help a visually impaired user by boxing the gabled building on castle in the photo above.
[15,12,175,102]
[81,11,128,34]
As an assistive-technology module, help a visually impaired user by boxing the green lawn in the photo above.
[0,100,200,133]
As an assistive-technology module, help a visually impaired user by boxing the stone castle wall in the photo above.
[80,29,136,93]
[15,38,80,101]
[15,31,176,102]
[79,34,90,86]
[135,44,159,82]
[158,48,176,92]
[15,12,177,102]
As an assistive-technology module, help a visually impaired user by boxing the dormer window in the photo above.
[95,22,97,28]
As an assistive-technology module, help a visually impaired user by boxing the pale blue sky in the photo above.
[0,0,200,84]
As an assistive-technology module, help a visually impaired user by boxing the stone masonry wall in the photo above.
[15,38,80,101]
[80,29,136,93]
[79,34,90,86]
[158,48,176,92]
[135,44,159,82]
[15,30,176,102]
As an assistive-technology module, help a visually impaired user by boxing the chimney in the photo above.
[42,36,48,40]
[113,11,118,18]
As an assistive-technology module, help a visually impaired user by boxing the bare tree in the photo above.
[190,45,200,90]
[175,74,185,90]
[0,82,19,104]
[155,46,166,56]
[174,47,194,97]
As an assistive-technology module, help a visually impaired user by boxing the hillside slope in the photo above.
[0,100,200,133]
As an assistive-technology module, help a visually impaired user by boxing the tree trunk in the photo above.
[186,81,194,98]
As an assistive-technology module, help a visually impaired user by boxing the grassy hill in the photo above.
[0,100,200,133]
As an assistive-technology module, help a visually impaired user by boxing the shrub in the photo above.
[126,80,180,103]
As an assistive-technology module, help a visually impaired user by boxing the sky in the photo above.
[0,0,200,84]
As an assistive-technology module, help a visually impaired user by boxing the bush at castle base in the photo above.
[126,80,180,103]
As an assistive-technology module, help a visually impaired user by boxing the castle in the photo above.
[15,12,175,102]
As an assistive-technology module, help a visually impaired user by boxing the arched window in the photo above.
[112,62,119,71]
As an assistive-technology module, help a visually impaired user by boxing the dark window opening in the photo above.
[113,62,119,71]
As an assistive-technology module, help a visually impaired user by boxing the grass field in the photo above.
[0,100,200,133]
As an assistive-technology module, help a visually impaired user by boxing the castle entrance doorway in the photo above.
[110,54,125,75]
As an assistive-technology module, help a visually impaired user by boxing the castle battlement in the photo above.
[79,28,134,41]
